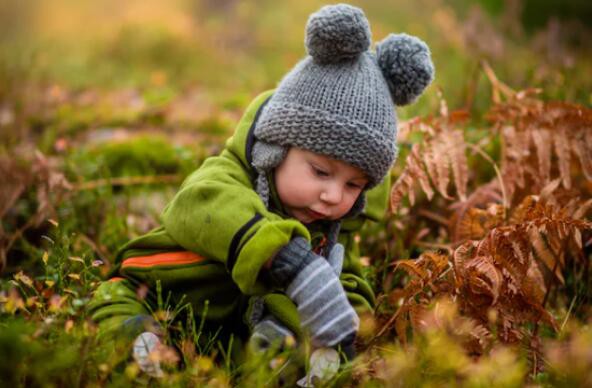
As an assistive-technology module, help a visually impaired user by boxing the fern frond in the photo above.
[553,126,572,189]
[444,130,469,201]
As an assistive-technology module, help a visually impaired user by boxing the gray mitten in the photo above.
[270,237,359,347]
[249,315,296,353]
[326,242,344,276]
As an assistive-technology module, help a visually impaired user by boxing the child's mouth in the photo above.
[307,208,328,220]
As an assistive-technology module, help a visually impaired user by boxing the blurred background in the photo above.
[0,0,591,270]
[1,0,591,141]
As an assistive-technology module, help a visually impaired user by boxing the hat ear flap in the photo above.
[251,141,287,173]
[376,33,435,106]
[251,141,287,208]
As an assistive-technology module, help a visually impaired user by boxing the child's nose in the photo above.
[320,182,343,205]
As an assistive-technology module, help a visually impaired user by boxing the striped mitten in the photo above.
[270,237,359,348]
[249,315,296,353]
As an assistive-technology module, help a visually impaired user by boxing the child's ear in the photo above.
[376,33,435,106]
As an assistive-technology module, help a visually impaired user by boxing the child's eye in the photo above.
[347,182,363,189]
[311,165,330,177]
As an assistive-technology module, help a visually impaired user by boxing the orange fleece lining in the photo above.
[121,251,204,268]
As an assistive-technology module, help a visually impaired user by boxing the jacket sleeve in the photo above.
[161,149,310,296]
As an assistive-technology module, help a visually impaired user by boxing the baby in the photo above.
[88,3,434,378]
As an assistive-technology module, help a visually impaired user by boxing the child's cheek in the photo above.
[290,189,314,206]
[341,193,359,214]
[278,181,311,207]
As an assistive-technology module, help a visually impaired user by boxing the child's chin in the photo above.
[296,215,315,224]
[292,211,315,224]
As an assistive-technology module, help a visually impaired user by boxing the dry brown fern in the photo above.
[487,93,592,204]
[387,181,591,354]
[380,251,453,346]
[385,63,592,359]
[391,62,592,216]
[383,204,591,353]
[391,100,470,211]
[0,151,72,272]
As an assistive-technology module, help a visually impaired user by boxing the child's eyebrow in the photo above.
[307,153,368,181]
[307,154,331,167]
[351,175,369,183]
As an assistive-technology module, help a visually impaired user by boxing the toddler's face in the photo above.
[274,148,368,224]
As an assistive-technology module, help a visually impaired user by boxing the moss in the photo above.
[84,135,199,178]
[194,115,235,136]
[52,103,143,135]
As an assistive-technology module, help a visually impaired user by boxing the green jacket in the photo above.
[88,90,389,343]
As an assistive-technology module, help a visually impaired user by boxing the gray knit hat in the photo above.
[252,3,434,208]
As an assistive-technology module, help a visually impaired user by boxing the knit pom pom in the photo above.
[305,4,371,64]
[376,33,435,106]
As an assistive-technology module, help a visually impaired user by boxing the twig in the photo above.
[76,234,110,266]
[417,209,449,227]
[72,174,182,191]
[532,257,560,376]
[481,60,516,102]
[464,60,482,111]
[375,263,454,339]
[375,298,407,339]
[560,295,578,333]
[3,217,37,264]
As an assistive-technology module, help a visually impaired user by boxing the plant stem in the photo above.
[465,143,508,218]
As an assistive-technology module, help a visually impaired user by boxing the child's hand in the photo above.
[270,237,359,348]
[132,332,164,378]
[249,314,296,354]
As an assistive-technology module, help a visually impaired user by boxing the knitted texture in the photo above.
[249,315,296,353]
[251,141,287,207]
[270,237,318,285]
[255,52,397,187]
[254,3,434,187]
[270,237,359,347]
[270,236,344,287]
[286,256,359,347]
[326,242,344,276]
[324,221,342,258]
[376,33,435,106]
[305,4,371,63]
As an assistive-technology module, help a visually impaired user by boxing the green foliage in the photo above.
[104,26,197,82]
[520,0,592,31]
[0,318,82,386]
[52,103,143,135]
[83,135,199,178]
